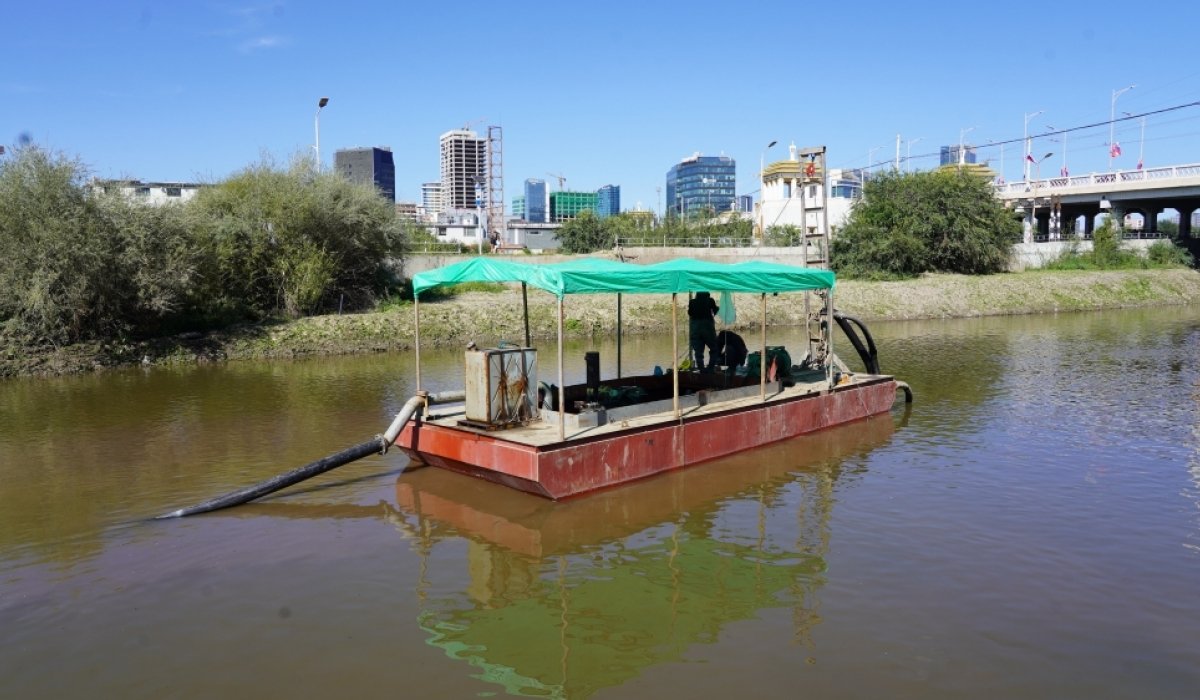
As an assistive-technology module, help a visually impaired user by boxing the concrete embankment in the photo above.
[3,268,1200,377]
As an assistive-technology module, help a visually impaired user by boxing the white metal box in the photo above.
[464,347,538,426]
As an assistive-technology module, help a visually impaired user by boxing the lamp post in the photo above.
[987,139,1006,185]
[864,146,881,190]
[906,137,923,172]
[1022,110,1043,181]
[1109,85,1135,172]
[1123,111,1147,169]
[757,140,777,240]
[314,96,329,172]
[1046,125,1068,178]
[958,126,976,168]
[1028,152,1053,243]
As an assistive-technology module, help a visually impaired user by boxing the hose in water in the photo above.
[156,390,465,519]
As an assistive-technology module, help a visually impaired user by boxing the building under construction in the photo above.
[439,129,487,211]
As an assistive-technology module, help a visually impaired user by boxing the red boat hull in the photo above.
[396,378,899,499]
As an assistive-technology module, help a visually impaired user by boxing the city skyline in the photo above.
[5,2,1200,216]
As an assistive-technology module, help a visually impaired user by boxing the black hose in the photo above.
[155,437,387,519]
[832,312,880,374]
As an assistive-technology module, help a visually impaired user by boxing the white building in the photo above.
[439,130,486,212]
[420,181,442,220]
[756,144,861,236]
[90,179,206,205]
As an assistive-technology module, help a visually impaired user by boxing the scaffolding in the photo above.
[487,126,506,243]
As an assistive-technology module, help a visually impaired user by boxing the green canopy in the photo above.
[411,256,835,299]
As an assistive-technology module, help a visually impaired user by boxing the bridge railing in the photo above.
[996,162,1200,196]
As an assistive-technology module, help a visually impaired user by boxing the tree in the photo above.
[832,169,1021,278]
[186,156,402,319]
[556,210,611,254]
[0,146,197,343]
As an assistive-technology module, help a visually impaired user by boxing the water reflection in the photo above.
[383,414,899,698]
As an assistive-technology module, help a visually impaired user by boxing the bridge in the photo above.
[994,163,1200,249]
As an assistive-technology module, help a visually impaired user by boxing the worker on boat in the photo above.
[715,330,748,369]
[687,292,720,372]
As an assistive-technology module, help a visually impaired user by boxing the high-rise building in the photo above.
[440,129,487,210]
[421,181,443,216]
[940,145,977,166]
[524,179,548,223]
[511,195,525,220]
[665,154,736,217]
[550,191,597,222]
[334,147,396,202]
[737,194,754,213]
[596,185,620,219]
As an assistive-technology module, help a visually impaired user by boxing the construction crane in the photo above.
[546,172,567,191]
[461,117,487,132]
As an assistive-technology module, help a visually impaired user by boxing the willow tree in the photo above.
[831,169,1021,278]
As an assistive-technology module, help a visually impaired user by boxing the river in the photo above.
[2,304,1199,699]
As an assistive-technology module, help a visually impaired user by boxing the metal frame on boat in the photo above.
[396,257,909,499]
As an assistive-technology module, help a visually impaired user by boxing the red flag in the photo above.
[1110,142,1122,158]
[1136,159,1143,170]
[1060,166,1069,177]
[1024,153,1035,163]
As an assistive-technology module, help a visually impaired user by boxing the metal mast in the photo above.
[487,126,506,244]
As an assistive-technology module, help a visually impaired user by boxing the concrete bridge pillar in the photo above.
[1179,206,1195,239]
[1143,205,1161,234]
[1022,210,1033,243]
[1084,213,1096,237]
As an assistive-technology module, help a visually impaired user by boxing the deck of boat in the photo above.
[416,369,892,447]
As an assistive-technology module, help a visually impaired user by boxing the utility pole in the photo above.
[895,134,901,171]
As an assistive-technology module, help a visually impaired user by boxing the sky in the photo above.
[4,1,1200,215]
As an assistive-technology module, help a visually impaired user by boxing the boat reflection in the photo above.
[389,412,901,698]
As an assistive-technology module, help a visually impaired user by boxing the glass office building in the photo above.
[665,155,736,217]
[940,145,977,166]
[596,185,620,219]
[524,179,548,223]
[549,191,597,222]
[334,147,396,202]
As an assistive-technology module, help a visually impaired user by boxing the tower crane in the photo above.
[546,172,566,190]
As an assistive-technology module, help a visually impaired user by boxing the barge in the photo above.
[394,257,910,499]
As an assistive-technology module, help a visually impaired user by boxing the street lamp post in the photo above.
[906,137,923,172]
[757,140,777,241]
[1023,110,1043,181]
[1047,125,1069,178]
[1124,111,1147,169]
[958,126,976,168]
[314,96,329,172]
[1109,85,1135,172]
[864,146,881,190]
[987,139,1006,185]
[1029,152,1054,243]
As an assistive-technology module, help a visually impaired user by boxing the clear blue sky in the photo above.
[5,1,1199,214]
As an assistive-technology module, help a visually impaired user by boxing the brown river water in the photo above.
[2,304,1199,699]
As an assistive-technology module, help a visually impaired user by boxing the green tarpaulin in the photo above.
[412,257,835,299]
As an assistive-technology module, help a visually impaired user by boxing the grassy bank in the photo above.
[4,268,1199,378]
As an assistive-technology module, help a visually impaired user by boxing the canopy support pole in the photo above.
[414,296,422,392]
[827,288,835,388]
[522,282,531,347]
[760,293,767,402]
[616,293,623,379]
[672,293,680,419]
[557,297,566,442]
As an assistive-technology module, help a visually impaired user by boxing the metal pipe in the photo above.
[522,282,531,347]
[760,293,767,402]
[557,296,565,442]
[616,292,623,378]
[414,296,422,392]
[672,293,679,418]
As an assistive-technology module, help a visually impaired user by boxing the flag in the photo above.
[1110,142,1122,158]
[1060,166,1069,177]
[1136,159,1143,170]
[1025,153,1035,163]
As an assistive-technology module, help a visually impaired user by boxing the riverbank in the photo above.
[4,268,1199,377]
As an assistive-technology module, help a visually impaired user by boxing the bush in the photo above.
[832,169,1021,278]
